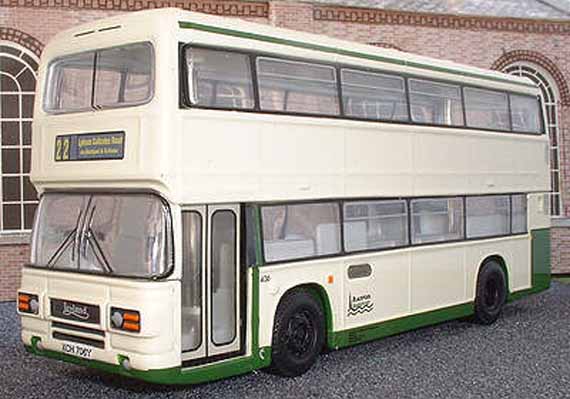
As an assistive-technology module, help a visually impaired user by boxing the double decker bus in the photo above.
[18,8,550,384]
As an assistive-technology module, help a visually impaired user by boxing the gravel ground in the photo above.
[2,283,570,399]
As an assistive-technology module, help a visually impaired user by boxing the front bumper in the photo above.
[24,340,265,385]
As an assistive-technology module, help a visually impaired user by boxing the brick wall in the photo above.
[0,2,269,46]
[0,244,30,301]
[1,0,570,302]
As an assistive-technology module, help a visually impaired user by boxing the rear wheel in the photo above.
[268,289,325,377]
[473,260,507,325]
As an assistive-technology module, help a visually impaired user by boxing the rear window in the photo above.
[44,42,154,114]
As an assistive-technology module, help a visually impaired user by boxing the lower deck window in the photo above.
[343,200,408,251]
[466,195,510,238]
[511,194,528,234]
[261,202,341,262]
[411,197,464,244]
[257,193,528,263]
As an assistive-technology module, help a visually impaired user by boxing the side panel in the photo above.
[528,192,550,230]
[257,258,345,349]
[410,246,465,313]
[174,110,549,204]
[531,228,551,291]
[258,234,534,350]
[464,236,530,299]
[343,251,410,330]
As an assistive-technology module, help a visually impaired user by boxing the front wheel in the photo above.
[473,260,507,325]
[268,289,325,377]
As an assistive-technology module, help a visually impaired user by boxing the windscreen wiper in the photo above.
[86,231,114,274]
[80,203,114,274]
[47,207,83,268]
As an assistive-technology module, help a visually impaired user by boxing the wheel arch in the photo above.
[273,283,334,349]
[476,254,510,294]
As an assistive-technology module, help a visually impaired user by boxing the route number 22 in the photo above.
[55,137,70,161]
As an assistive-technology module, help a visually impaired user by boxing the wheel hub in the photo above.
[484,276,500,310]
[285,310,316,358]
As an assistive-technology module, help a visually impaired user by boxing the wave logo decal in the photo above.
[347,293,374,317]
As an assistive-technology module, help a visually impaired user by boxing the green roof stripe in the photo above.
[178,21,535,89]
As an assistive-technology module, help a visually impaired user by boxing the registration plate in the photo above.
[62,343,93,359]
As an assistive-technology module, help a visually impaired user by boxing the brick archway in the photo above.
[491,50,570,106]
[0,27,43,58]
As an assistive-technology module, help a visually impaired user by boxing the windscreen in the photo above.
[44,42,153,114]
[30,193,172,278]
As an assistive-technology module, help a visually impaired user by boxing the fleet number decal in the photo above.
[62,343,93,359]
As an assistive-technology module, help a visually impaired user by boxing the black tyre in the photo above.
[473,260,507,325]
[268,289,325,377]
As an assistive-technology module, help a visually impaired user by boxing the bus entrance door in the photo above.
[181,205,243,365]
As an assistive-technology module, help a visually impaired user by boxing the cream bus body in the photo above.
[19,8,550,384]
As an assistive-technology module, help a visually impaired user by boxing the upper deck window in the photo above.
[257,57,340,116]
[44,42,154,114]
[409,79,464,126]
[510,94,542,134]
[185,48,254,109]
[464,87,510,131]
[341,69,408,121]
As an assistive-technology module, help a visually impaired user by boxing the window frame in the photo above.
[255,56,341,116]
[408,78,465,127]
[0,43,39,233]
[340,67,409,122]
[342,198,410,253]
[184,46,256,110]
[509,93,545,134]
[181,210,204,352]
[209,208,238,347]
[410,196,465,245]
[259,200,343,264]
[181,44,259,113]
[43,41,156,115]
[179,43,545,136]
[511,194,529,235]
[465,194,512,239]
[463,86,512,132]
[26,191,175,281]
[254,193,529,267]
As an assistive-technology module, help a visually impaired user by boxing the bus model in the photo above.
[18,8,550,384]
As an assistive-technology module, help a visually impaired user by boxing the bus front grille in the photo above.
[52,321,105,337]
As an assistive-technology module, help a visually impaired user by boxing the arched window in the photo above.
[0,41,39,232]
[503,63,562,216]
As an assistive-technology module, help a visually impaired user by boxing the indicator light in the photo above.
[110,307,140,333]
[18,293,39,315]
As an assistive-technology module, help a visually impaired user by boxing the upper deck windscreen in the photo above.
[43,42,154,114]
